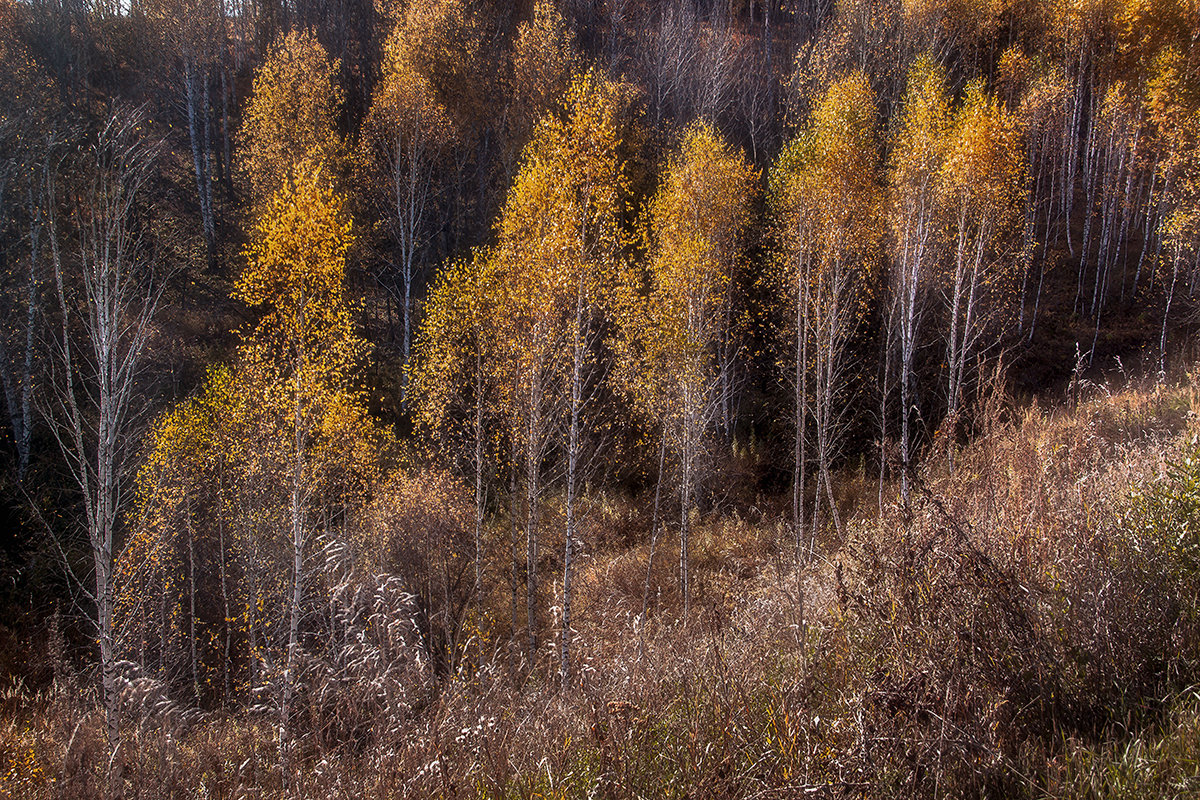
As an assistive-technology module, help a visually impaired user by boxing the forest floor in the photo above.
[5,370,1200,798]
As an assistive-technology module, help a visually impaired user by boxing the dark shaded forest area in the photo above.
[1,0,1200,796]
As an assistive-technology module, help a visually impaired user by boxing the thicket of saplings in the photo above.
[1,0,1200,797]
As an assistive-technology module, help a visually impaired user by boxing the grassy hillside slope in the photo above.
[5,374,1200,798]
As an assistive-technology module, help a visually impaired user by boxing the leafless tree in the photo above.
[638,3,738,129]
[44,106,163,758]
[0,132,48,483]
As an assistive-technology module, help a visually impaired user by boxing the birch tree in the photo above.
[237,28,345,210]
[115,370,240,704]
[487,71,630,673]
[1144,45,1200,372]
[937,79,1025,459]
[888,56,950,502]
[637,121,756,618]
[45,106,163,758]
[410,252,502,600]
[361,21,455,378]
[770,71,881,546]
[504,0,578,179]
[235,164,383,762]
[119,165,386,770]
[148,0,223,269]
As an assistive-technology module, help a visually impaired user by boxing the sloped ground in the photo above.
[4,374,1200,799]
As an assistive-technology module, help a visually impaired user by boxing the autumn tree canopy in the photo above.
[237,28,346,208]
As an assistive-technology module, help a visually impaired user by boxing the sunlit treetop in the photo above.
[505,0,578,167]
[409,251,502,434]
[619,120,756,413]
[647,120,758,308]
[238,164,364,387]
[495,69,634,306]
[1117,0,1200,69]
[770,71,881,263]
[767,69,882,347]
[358,19,457,209]
[938,78,1026,234]
[378,0,498,135]
[238,28,345,207]
[891,55,953,196]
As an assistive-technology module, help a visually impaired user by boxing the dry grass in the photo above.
[6,376,1200,799]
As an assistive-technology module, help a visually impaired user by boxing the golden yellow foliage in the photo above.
[237,28,345,208]
[504,0,578,170]
[365,19,456,160]
[489,69,633,400]
[410,251,500,436]
[771,71,882,306]
[633,120,757,413]
[891,56,952,219]
[118,168,390,706]
[939,79,1026,240]
[381,0,498,134]
[239,165,356,356]
[1146,46,1200,263]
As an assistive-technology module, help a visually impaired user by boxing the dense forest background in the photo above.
[1,0,1200,796]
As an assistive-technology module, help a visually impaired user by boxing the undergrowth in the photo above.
[4,376,1200,799]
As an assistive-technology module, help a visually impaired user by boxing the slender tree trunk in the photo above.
[19,199,37,481]
[899,217,924,506]
[1018,144,1039,333]
[221,65,233,194]
[202,73,214,264]
[680,407,692,620]
[763,0,773,123]
[1135,160,1159,294]
[525,371,542,666]
[947,210,967,428]
[879,295,897,516]
[1116,148,1136,302]
[1161,242,1180,377]
[96,550,118,753]
[403,270,412,370]
[718,305,735,439]
[86,271,120,750]
[219,494,231,704]
[1029,254,1045,343]
[0,198,38,481]
[1076,97,1099,315]
[641,429,668,628]
[561,297,584,684]
[793,252,808,559]
[509,427,521,666]
[281,335,306,772]
[897,188,932,505]
[185,60,216,271]
[187,501,199,702]
[246,516,259,706]
[473,353,485,594]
